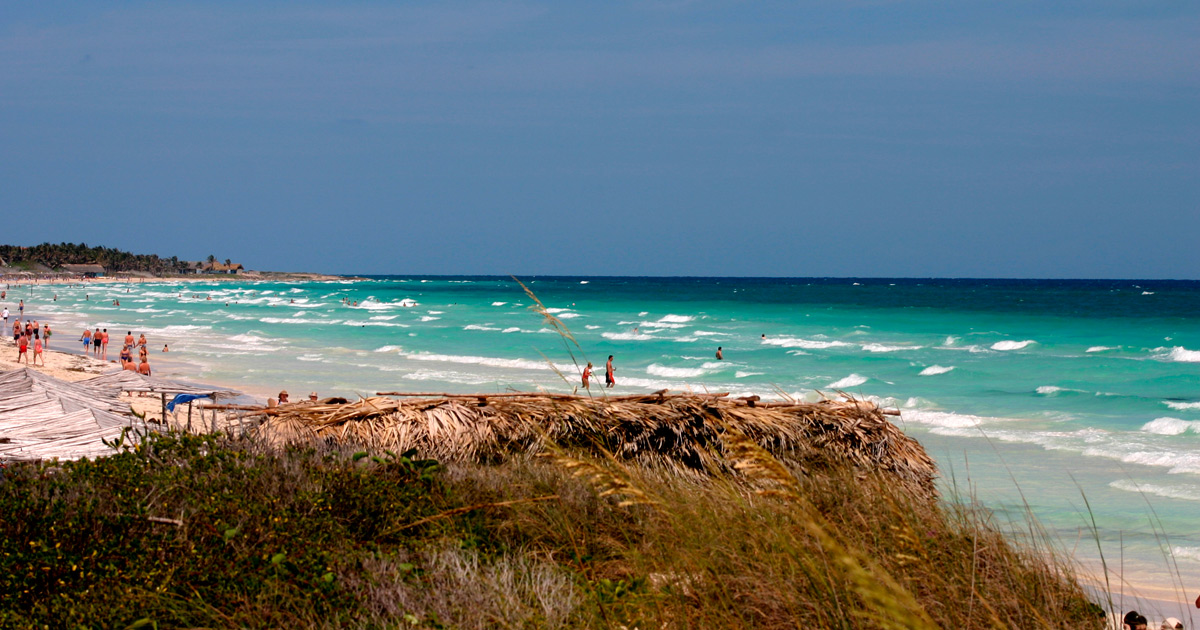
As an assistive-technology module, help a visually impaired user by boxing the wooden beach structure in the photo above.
[249,389,937,493]
[0,368,232,462]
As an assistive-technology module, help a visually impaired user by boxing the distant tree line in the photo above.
[0,243,196,274]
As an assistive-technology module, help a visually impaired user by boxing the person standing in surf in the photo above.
[715,347,723,360]
[605,356,615,388]
[581,362,593,390]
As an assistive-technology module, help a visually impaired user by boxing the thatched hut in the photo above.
[252,391,937,494]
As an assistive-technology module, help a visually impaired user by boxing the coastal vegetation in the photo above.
[0,242,210,274]
[0,426,1105,628]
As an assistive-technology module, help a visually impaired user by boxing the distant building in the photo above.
[61,263,106,277]
[203,262,244,274]
[180,261,205,274]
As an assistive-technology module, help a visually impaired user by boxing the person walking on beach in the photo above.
[715,346,723,360]
[101,329,110,360]
[92,327,102,358]
[581,362,593,390]
[137,333,146,348]
[80,328,91,351]
[15,332,28,365]
[32,338,43,367]
[124,331,134,347]
[43,324,51,349]
[1,307,7,326]
[605,355,615,388]
[17,300,23,317]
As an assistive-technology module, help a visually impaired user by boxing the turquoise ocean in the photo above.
[15,275,1200,603]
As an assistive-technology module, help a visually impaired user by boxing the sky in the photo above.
[1,1,1197,278]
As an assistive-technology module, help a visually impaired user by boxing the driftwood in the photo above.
[255,391,936,494]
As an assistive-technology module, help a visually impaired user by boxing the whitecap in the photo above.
[901,409,991,429]
[374,345,402,353]
[1086,346,1116,353]
[602,332,656,341]
[1159,347,1200,363]
[556,313,580,319]
[991,340,1035,351]
[919,365,954,376]
[658,314,694,324]
[580,280,589,284]
[646,364,708,378]
[1141,417,1200,436]
[502,327,521,333]
[464,324,501,331]
[419,316,440,322]
[862,343,923,353]
[1109,480,1200,502]
[492,302,507,306]
[763,337,850,350]
[735,371,764,378]
[1164,401,1200,411]
[827,374,868,389]
[1142,291,1155,295]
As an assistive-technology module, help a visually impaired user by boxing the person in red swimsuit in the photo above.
[581,362,593,389]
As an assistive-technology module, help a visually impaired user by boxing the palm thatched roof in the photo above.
[80,371,235,397]
[253,391,938,494]
[0,368,154,462]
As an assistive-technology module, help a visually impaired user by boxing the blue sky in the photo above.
[1,1,1196,277]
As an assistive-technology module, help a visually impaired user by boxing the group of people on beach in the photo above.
[113,330,153,376]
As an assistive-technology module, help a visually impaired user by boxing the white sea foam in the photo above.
[464,324,500,331]
[492,302,507,306]
[374,345,403,353]
[297,354,325,362]
[544,308,571,314]
[370,315,399,321]
[259,317,338,325]
[763,337,850,350]
[1164,401,1200,411]
[1141,417,1200,436]
[862,343,923,353]
[585,325,601,330]
[1036,386,1088,396]
[398,298,419,307]
[1086,346,1117,353]
[827,374,868,389]
[419,316,440,322]
[1142,291,1155,295]
[502,327,521,333]
[943,336,959,346]
[580,280,589,284]
[693,330,726,337]
[427,310,444,315]
[556,313,580,319]
[919,365,954,376]
[991,340,1036,351]
[638,312,648,316]
[602,332,656,341]
[1160,346,1200,363]
[1109,480,1200,502]
[646,364,708,378]
[399,350,571,373]
[342,320,410,328]
[901,410,990,430]
[658,314,694,324]
[735,371,764,378]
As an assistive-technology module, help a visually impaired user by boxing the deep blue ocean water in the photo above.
[15,275,1200,601]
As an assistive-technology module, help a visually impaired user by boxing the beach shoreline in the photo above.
[2,274,1198,618]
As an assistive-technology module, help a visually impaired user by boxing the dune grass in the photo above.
[0,426,1105,629]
